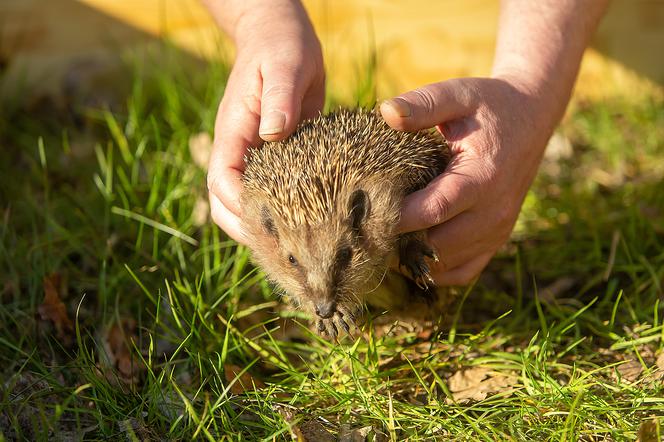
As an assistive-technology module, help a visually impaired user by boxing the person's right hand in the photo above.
[207,1,325,243]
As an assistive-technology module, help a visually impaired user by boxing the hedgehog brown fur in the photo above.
[241,108,451,338]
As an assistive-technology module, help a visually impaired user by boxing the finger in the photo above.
[208,68,263,216]
[424,211,488,271]
[301,81,326,121]
[380,78,479,131]
[207,165,244,218]
[258,64,309,141]
[425,201,512,272]
[433,252,493,286]
[398,156,480,233]
[209,191,247,244]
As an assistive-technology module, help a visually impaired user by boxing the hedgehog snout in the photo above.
[314,300,337,319]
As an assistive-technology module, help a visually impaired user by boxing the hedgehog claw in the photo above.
[423,247,439,262]
[317,316,339,341]
[337,313,352,337]
[330,321,338,340]
[399,235,437,289]
[338,306,361,328]
[316,307,361,341]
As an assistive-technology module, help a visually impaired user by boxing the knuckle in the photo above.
[262,82,298,102]
[461,83,480,108]
[424,191,451,226]
[411,87,437,116]
[241,91,262,116]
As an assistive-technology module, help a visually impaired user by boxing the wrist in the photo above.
[231,1,318,50]
[491,66,570,135]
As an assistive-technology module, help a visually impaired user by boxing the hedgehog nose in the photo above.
[315,301,336,319]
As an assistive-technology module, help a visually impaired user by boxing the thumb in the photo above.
[258,65,307,142]
[380,78,479,132]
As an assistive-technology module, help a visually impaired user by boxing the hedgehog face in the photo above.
[247,189,385,322]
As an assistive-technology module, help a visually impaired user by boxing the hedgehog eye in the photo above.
[336,247,353,269]
[288,254,298,266]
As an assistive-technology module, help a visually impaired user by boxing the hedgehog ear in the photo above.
[348,189,370,233]
[261,206,278,238]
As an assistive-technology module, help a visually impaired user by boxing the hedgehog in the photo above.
[240,108,451,338]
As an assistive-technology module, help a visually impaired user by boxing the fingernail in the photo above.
[259,110,286,136]
[383,98,412,118]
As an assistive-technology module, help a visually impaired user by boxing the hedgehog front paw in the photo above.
[398,235,438,290]
[317,307,361,341]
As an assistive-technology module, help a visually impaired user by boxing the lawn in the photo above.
[1,44,663,441]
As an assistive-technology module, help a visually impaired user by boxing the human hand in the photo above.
[381,77,557,285]
[207,1,325,243]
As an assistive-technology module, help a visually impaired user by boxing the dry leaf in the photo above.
[224,364,266,395]
[120,417,153,440]
[637,417,661,442]
[299,420,335,442]
[102,318,144,385]
[447,367,517,403]
[38,273,74,342]
[274,405,303,440]
[339,425,372,442]
[614,359,643,383]
[189,132,213,170]
[643,352,664,384]
[416,328,434,340]
[339,425,388,442]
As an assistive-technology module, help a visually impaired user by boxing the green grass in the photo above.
[1,42,663,441]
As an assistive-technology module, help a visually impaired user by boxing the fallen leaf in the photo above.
[614,359,643,383]
[274,405,303,440]
[643,352,664,384]
[299,419,335,442]
[416,327,434,340]
[637,417,661,442]
[101,318,144,385]
[339,425,388,442]
[120,417,153,441]
[38,273,74,342]
[224,364,266,395]
[339,425,371,442]
[189,132,213,170]
[447,367,517,403]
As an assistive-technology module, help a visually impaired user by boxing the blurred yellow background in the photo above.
[1,0,662,103]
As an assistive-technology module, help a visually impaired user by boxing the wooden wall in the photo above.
[1,0,662,104]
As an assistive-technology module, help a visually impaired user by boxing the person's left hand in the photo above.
[381,76,557,285]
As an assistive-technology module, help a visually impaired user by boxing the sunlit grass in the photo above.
[1,41,663,440]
